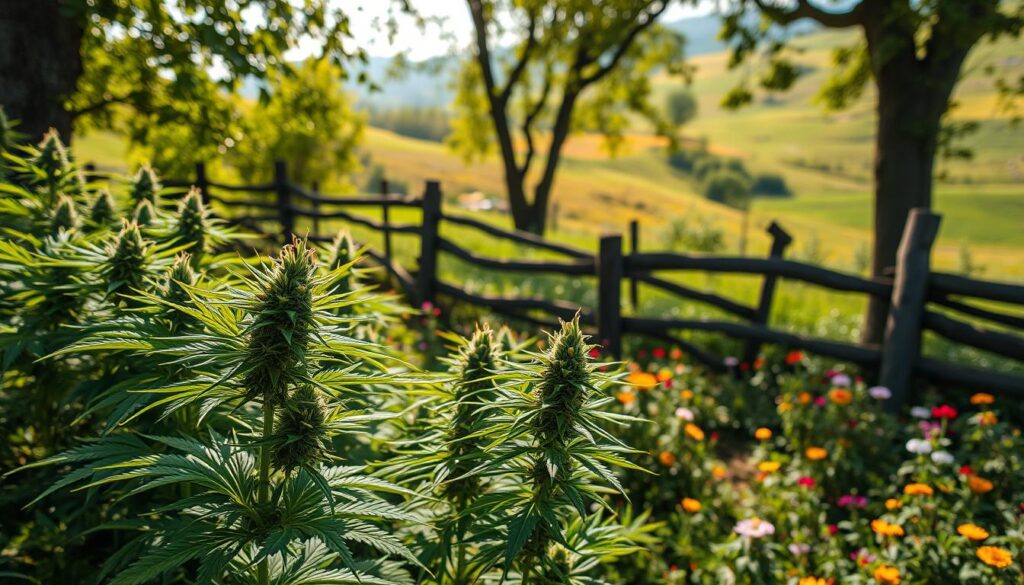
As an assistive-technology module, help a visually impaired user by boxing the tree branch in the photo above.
[500,9,539,104]
[519,65,554,176]
[579,1,671,86]
[68,92,136,119]
[751,0,865,29]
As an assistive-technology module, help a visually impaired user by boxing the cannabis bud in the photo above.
[496,325,519,354]
[164,253,197,306]
[271,385,330,473]
[533,317,590,456]
[31,129,70,184]
[130,164,161,207]
[175,188,208,265]
[89,189,117,226]
[243,238,318,406]
[327,229,356,294]
[132,199,156,226]
[51,194,80,235]
[106,220,149,302]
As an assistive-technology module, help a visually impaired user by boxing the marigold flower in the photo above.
[712,465,727,480]
[957,523,989,541]
[978,412,998,426]
[871,519,905,537]
[903,483,934,496]
[658,451,677,466]
[799,578,826,585]
[976,546,1013,568]
[885,498,902,510]
[829,388,853,405]
[873,565,901,584]
[656,368,672,382]
[778,401,792,413]
[968,475,994,494]
[970,392,995,405]
[753,357,765,369]
[798,391,813,405]
[758,461,782,473]
[754,427,772,441]
[628,371,657,391]
[681,497,701,513]
[805,447,827,461]
[615,390,635,405]
[684,423,705,441]
[680,389,694,400]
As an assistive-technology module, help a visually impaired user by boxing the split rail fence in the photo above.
[85,161,1024,408]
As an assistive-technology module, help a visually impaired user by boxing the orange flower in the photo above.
[829,388,853,405]
[873,565,901,584]
[805,447,827,461]
[758,461,781,473]
[712,465,727,480]
[616,390,636,405]
[871,519,905,537]
[681,497,701,513]
[799,578,827,585]
[680,389,695,400]
[903,483,934,496]
[684,423,705,441]
[628,371,657,391]
[778,401,793,413]
[798,391,812,405]
[957,523,989,541]
[968,475,994,494]
[976,546,1013,568]
[885,498,903,510]
[656,368,673,382]
[979,412,998,426]
[970,392,995,405]
[754,427,773,441]
[658,451,677,466]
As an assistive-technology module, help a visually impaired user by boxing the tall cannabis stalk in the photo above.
[129,165,160,207]
[105,220,149,304]
[89,189,116,227]
[174,187,208,265]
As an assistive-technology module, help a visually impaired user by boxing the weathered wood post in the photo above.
[597,234,624,359]
[380,178,393,268]
[310,180,320,238]
[629,219,640,310]
[194,162,210,205]
[880,208,942,412]
[742,221,793,364]
[274,160,293,243]
[416,180,442,306]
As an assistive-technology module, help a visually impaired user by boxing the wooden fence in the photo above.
[85,161,1024,407]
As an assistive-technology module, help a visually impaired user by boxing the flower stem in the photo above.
[256,396,276,585]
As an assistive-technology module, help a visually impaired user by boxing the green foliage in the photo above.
[233,60,365,187]
[369,106,451,142]
[665,88,698,128]
[662,215,726,253]
[89,188,117,227]
[129,164,160,207]
[174,188,209,264]
[701,168,752,208]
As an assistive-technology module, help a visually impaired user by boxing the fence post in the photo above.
[629,219,640,310]
[597,234,624,359]
[274,160,293,243]
[194,162,209,205]
[742,221,793,364]
[310,180,320,237]
[879,208,942,412]
[416,180,442,306]
[380,178,392,268]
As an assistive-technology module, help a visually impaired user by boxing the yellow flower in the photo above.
[976,546,1013,568]
[798,391,812,405]
[903,483,934,496]
[658,451,677,466]
[615,390,636,406]
[957,523,989,541]
[799,578,827,585]
[871,519,905,537]
[681,497,701,513]
[970,392,995,405]
[758,461,781,473]
[628,371,657,391]
[829,388,852,405]
[778,400,792,413]
[969,475,994,494]
[712,465,727,480]
[873,565,901,584]
[885,498,903,510]
[805,447,827,461]
[979,412,998,426]
[680,389,694,400]
[754,427,772,441]
[684,423,705,441]
[656,368,673,382]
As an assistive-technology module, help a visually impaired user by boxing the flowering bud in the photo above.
[130,165,161,207]
[105,220,148,302]
[132,199,156,226]
[271,385,329,473]
[32,129,70,183]
[89,189,116,226]
[51,194,79,235]
[175,188,208,265]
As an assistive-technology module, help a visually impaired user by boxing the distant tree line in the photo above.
[367,106,451,143]
[668,147,792,208]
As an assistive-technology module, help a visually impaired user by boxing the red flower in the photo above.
[588,347,601,359]
[798,476,816,488]
[784,350,803,365]
[932,404,958,420]
[959,465,973,476]
[828,524,839,536]
[710,431,720,442]
[653,347,666,359]
[637,349,648,359]
[739,361,750,372]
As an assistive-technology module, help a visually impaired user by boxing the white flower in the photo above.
[788,543,811,556]
[910,406,931,419]
[831,373,852,387]
[675,407,694,421]
[868,386,892,400]
[931,450,955,465]
[905,438,933,455]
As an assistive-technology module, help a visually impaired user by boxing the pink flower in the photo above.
[837,495,868,508]
[827,524,839,536]
[734,518,775,538]
[814,396,827,407]
[797,476,816,488]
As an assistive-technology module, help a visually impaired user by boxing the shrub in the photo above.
[701,168,752,207]
[751,172,792,197]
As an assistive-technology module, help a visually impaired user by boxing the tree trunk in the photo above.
[524,89,578,235]
[0,1,83,143]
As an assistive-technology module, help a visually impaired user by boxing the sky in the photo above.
[286,1,718,62]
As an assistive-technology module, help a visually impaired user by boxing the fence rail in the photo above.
[89,160,1024,407]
